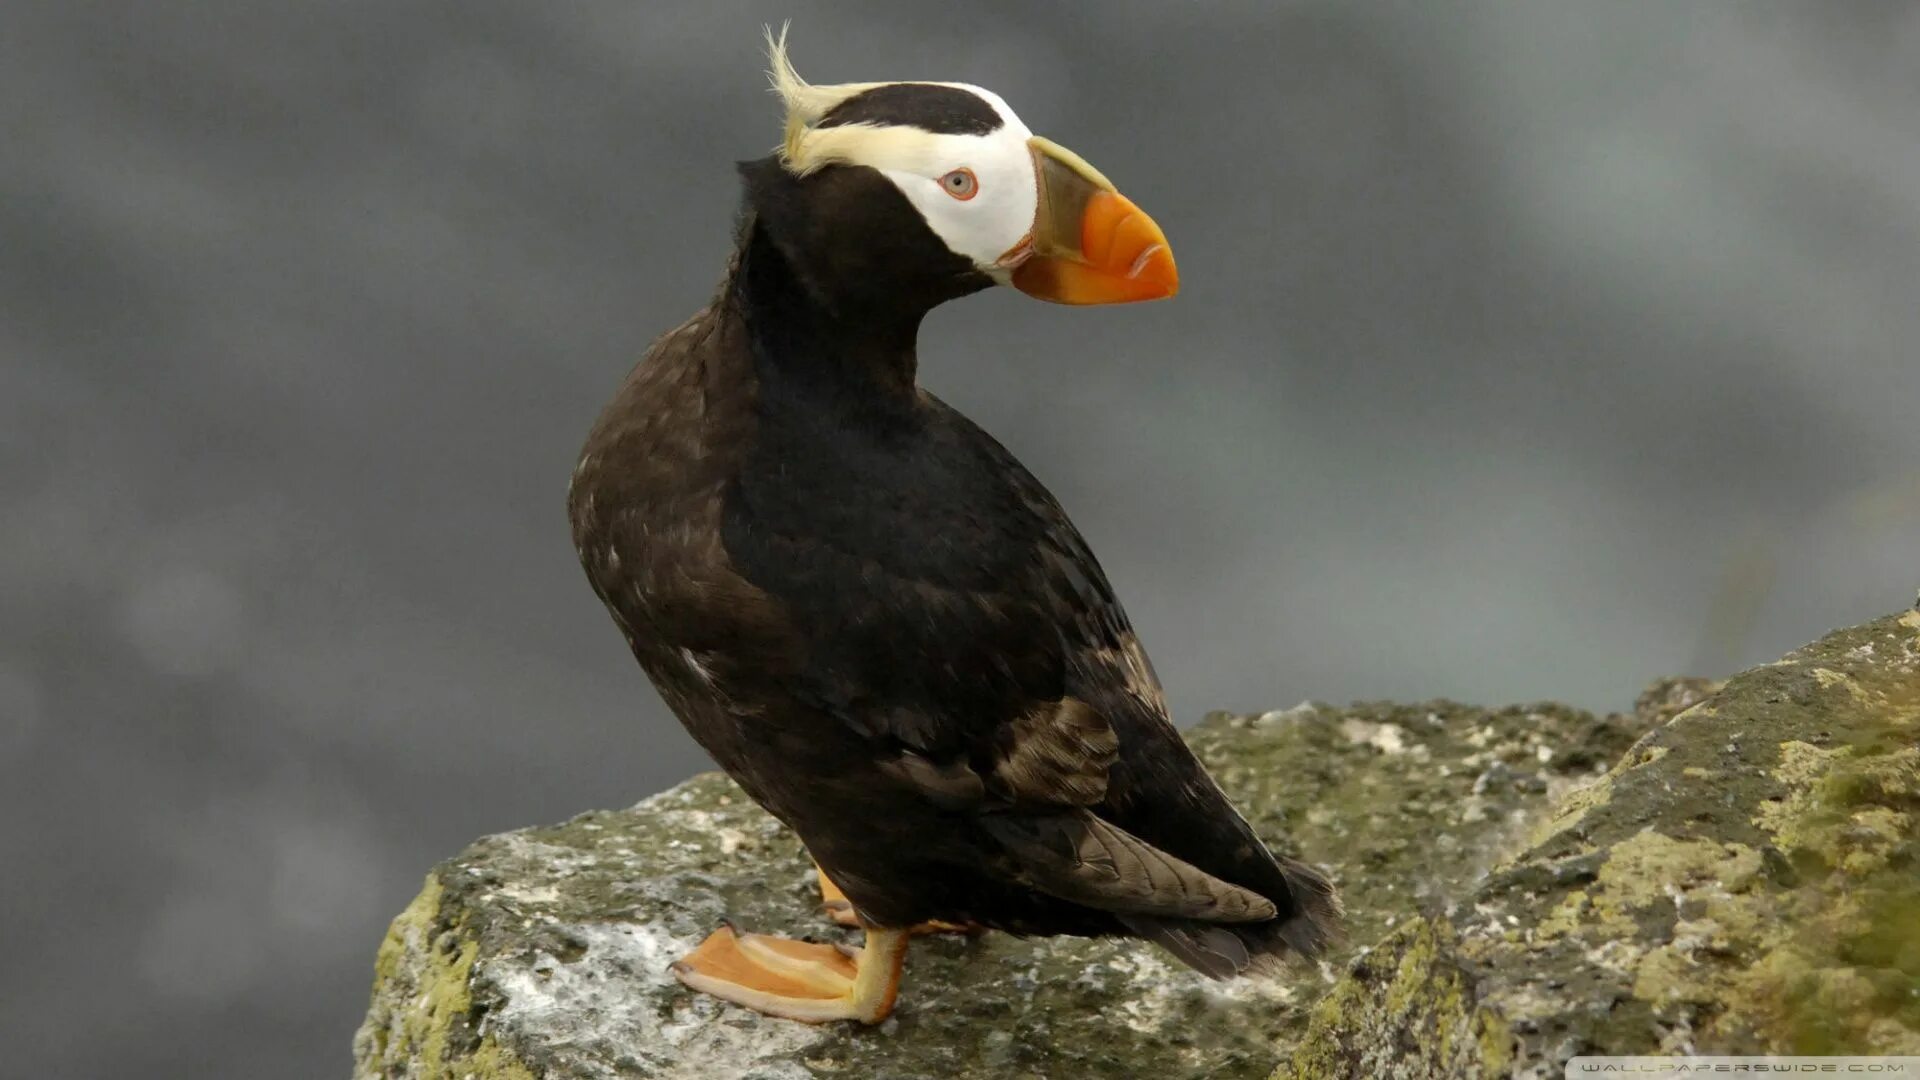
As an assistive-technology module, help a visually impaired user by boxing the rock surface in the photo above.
[353,613,1919,1079]
[1280,609,1920,1078]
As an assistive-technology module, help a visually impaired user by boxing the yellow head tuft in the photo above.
[764,24,896,176]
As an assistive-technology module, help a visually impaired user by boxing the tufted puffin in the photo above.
[567,30,1338,1024]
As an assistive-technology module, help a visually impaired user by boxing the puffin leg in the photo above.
[670,924,909,1024]
[813,863,980,935]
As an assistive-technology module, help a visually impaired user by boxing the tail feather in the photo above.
[1124,856,1341,980]
[1117,916,1252,979]
[1275,856,1341,955]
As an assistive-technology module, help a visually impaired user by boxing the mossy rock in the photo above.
[1280,609,1920,1078]
[352,613,1918,1078]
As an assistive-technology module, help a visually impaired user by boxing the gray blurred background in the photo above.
[5,1,1918,1075]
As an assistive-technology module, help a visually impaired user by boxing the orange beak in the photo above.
[1005,136,1179,305]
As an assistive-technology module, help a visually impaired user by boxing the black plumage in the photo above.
[817,82,1004,136]
[568,115,1336,984]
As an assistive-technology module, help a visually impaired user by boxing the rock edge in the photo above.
[354,612,1920,1079]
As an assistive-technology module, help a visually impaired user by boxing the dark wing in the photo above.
[720,392,1297,934]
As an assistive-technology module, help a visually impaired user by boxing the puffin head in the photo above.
[748,29,1179,310]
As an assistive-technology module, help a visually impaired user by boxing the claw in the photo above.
[822,899,859,927]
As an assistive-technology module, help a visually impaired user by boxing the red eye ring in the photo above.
[939,168,978,201]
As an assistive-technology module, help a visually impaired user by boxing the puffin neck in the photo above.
[730,218,925,407]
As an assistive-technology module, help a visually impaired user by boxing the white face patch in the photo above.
[866,88,1038,274]
[784,85,1039,275]
[764,35,1044,274]
[764,35,1039,276]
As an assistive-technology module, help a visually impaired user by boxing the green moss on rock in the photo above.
[1278,920,1512,1080]
[353,877,538,1080]
[1283,611,1920,1076]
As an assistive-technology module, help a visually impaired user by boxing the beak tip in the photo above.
[1146,250,1179,301]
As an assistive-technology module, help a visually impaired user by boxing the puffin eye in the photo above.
[939,168,978,201]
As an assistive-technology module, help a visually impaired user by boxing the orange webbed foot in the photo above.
[671,923,909,1024]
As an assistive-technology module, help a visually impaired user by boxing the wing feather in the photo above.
[991,697,1118,806]
[979,812,1277,923]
